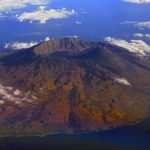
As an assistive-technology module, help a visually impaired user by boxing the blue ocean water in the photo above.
[0,0,150,49]
[0,119,150,150]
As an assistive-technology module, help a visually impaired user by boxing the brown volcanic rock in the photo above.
[34,37,100,55]
[0,38,150,136]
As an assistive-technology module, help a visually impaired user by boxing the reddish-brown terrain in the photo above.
[0,37,150,136]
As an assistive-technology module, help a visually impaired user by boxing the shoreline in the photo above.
[0,118,146,138]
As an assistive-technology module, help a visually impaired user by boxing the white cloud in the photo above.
[44,37,50,41]
[105,37,150,56]
[76,21,82,25]
[3,36,56,50]
[123,21,150,29]
[0,100,5,105]
[145,34,150,38]
[13,89,22,96]
[0,83,37,106]
[67,35,79,38]
[0,0,49,12]
[115,77,131,86]
[4,41,38,50]
[17,7,76,24]
[133,33,150,40]
[0,83,14,101]
[0,12,6,18]
[133,33,144,38]
[123,0,150,3]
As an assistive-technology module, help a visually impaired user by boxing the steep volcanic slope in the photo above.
[0,38,150,136]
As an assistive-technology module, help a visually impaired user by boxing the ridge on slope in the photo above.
[34,37,100,55]
[0,38,150,136]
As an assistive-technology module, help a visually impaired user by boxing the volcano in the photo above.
[0,37,150,136]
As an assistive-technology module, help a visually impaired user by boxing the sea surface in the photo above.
[0,0,150,49]
[0,119,150,150]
